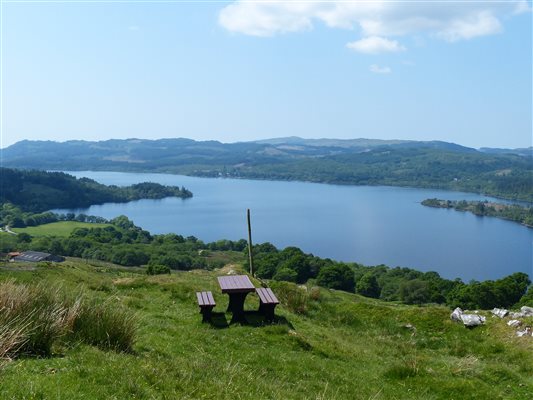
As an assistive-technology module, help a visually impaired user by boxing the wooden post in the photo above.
[247,209,254,276]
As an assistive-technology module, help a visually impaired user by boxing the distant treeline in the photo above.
[2,211,531,310]
[422,198,533,227]
[3,139,532,202]
[0,168,192,212]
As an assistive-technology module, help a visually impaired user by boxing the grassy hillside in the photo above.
[0,260,531,399]
[12,221,110,237]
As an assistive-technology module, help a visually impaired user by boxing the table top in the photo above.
[217,275,255,293]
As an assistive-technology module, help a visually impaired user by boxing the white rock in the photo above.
[461,314,486,327]
[509,312,525,318]
[491,308,509,318]
[516,326,532,337]
[451,307,463,322]
[520,306,533,316]
[507,320,522,327]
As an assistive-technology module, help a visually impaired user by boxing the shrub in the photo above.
[146,264,171,275]
[270,281,308,314]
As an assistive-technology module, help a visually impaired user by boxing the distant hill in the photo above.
[479,147,532,157]
[253,136,476,153]
[2,137,532,201]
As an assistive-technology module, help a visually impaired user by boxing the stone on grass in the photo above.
[516,326,532,337]
[491,308,508,318]
[520,306,533,316]
[451,307,463,322]
[460,314,486,327]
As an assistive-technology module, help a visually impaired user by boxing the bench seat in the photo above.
[196,291,216,322]
[256,287,279,321]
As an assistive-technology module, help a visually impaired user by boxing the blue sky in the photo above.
[1,1,531,148]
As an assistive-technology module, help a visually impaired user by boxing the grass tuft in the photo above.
[73,299,137,352]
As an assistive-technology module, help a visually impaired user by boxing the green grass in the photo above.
[12,221,109,237]
[0,260,531,399]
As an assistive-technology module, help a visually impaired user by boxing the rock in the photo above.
[520,306,533,316]
[516,326,532,337]
[509,312,525,318]
[507,320,522,328]
[460,314,486,327]
[451,307,463,322]
[491,308,508,318]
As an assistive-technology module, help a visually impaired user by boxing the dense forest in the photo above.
[0,168,192,212]
[422,198,533,227]
[1,206,531,310]
[3,138,532,201]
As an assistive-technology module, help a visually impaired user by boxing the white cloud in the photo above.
[219,1,527,43]
[347,36,406,54]
[369,64,392,74]
[436,10,502,42]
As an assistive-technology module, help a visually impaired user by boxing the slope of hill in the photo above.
[2,138,532,201]
[0,260,531,399]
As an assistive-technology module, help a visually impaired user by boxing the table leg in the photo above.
[228,293,249,324]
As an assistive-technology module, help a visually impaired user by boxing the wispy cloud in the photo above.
[369,64,392,74]
[346,36,405,54]
[219,1,529,48]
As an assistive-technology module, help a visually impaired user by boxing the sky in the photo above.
[1,0,532,149]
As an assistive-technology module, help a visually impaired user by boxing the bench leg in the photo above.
[200,306,214,323]
[258,301,276,322]
[264,304,276,322]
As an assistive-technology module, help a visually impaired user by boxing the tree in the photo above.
[316,264,355,292]
[399,279,431,304]
[356,272,380,298]
[273,267,297,283]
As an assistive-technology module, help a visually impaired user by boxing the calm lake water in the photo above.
[56,171,533,282]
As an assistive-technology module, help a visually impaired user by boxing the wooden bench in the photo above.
[196,291,216,322]
[256,287,279,322]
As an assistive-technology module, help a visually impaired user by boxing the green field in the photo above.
[12,221,109,237]
[0,260,531,399]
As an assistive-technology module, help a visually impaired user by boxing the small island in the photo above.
[422,198,533,227]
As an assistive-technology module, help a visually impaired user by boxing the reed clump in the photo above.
[0,280,136,362]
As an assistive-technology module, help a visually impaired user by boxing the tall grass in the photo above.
[73,299,137,352]
[0,280,136,361]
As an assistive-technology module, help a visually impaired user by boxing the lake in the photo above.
[56,171,533,282]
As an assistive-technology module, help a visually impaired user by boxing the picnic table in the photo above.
[217,275,255,323]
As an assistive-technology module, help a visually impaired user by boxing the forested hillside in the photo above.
[0,168,192,212]
[3,138,532,201]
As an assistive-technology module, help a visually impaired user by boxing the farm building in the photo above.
[12,251,64,263]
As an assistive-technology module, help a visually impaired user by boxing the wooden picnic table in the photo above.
[217,275,255,323]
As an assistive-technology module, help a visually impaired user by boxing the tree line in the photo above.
[2,211,531,310]
[0,168,192,212]
[422,198,533,227]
